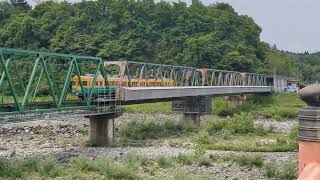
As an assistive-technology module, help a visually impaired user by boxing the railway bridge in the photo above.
[0,48,271,146]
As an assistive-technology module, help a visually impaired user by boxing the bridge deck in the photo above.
[119,86,271,102]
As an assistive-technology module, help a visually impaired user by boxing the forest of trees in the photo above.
[0,0,319,82]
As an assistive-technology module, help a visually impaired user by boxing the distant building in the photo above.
[267,75,303,93]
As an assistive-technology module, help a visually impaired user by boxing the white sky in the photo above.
[25,0,320,53]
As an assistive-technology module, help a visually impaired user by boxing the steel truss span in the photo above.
[0,47,268,121]
[0,48,118,121]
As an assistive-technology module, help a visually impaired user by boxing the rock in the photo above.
[9,150,15,157]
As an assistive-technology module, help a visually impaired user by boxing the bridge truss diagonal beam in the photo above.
[0,48,119,120]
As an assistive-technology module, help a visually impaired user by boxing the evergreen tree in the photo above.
[9,0,30,9]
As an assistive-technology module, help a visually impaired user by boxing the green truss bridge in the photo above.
[0,48,271,120]
[0,47,272,145]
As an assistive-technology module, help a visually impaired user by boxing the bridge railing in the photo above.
[106,61,267,87]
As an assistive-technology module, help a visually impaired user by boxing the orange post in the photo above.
[299,141,320,174]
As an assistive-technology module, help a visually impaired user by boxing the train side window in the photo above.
[81,81,87,87]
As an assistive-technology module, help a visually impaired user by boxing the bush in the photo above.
[119,120,198,140]
[194,143,206,158]
[204,119,228,135]
[157,156,175,168]
[195,131,211,144]
[164,121,198,135]
[197,156,211,167]
[264,160,297,180]
[176,154,193,165]
[212,97,234,116]
[254,124,274,135]
[226,112,255,134]
[119,120,164,140]
[264,160,277,177]
[278,161,298,180]
[203,114,273,136]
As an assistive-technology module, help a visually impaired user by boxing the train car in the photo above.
[71,74,175,97]
[71,74,113,96]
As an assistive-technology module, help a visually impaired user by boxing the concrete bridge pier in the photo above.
[85,112,122,147]
[226,95,246,110]
[183,113,201,126]
[172,96,211,125]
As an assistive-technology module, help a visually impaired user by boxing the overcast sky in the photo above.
[26,0,320,53]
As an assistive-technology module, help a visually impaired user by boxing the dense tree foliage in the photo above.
[0,0,319,82]
[0,0,268,72]
[286,52,320,82]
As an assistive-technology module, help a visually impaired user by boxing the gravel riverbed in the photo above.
[0,113,297,179]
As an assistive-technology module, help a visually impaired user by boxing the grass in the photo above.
[174,171,193,180]
[212,94,304,119]
[205,142,296,152]
[0,158,63,178]
[123,102,171,113]
[0,157,136,179]
[68,157,136,179]
[118,112,296,152]
[195,117,297,152]
[248,94,303,120]
[204,134,297,152]
[155,153,264,169]
[210,154,264,167]
[0,154,295,179]
[121,94,303,120]
[256,106,298,120]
